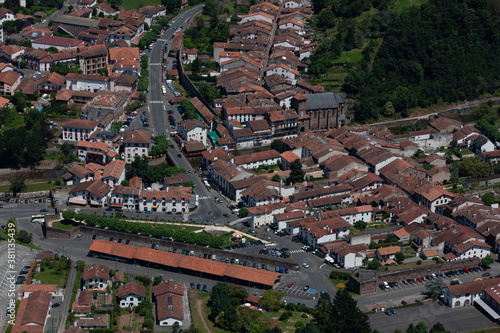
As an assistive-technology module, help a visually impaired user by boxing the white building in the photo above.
[110,185,141,210]
[100,160,126,188]
[123,130,152,164]
[265,64,299,80]
[62,119,98,142]
[177,119,208,146]
[82,264,109,291]
[299,217,351,249]
[66,73,114,92]
[247,204,286,228]
[139,187,192,213]
[0,8,15,25]
[443,278,500,308]
[68,179,111,207]
[234,150,281,169]
[157,293,184,326]
[240,11,274,24]
[117,283,145,308]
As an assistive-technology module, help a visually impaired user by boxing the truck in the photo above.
[279,266,284,273]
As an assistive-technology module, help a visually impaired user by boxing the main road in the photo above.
[146,6,232,225]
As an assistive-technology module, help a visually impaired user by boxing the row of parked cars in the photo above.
[166,80,181,97]
[2,197,51,204]
[223,240,263,250]
[141,111,149,127]
[380,266,486,289]
[259,246,290,258]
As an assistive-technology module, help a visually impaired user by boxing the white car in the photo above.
[302,263,309,268]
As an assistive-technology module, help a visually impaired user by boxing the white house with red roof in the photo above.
[240,11,275,24]
[117,283,145,307]
[265,64,299,80]
[110,185,141,210]
[414,184,455,213]
[68,179,111,206]
[138,187,192,213]
[299,217,351,248]
[100,160,126,188]
[65,73,114,92]
[82,264,109,290]
[62,119,99,142]
[443,241,491,261]
[123,130,151,163]
[77,140,117,164]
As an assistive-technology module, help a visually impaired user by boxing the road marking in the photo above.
[150,63,161,66]
[289,249,304,254]
[149,101,163,104]
[198,196,210,200]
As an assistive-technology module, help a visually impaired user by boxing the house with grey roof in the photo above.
[291,92,347,130]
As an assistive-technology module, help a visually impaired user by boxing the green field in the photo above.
[52,219,80,230]
[120,0,161,10]
[35,261,70,288]
[0,182,55,193]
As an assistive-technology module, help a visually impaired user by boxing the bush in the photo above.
[279,310,293,321]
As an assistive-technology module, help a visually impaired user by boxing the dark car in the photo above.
[223,213,230,218]
[202,285,208,292]
[190,282,195,288]
[40,208,49,212]
[401,300,407,305]
[125,239,130,245]
[379,284,386,290]
[51,303,60,308]
[177,154,182,158]
[483,272,491,277]
[151,244,156,249]
[196,283,201,290]
[92,235,97,240]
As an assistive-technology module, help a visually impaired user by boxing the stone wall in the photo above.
[349,257,481,295]
[45,223,299,271]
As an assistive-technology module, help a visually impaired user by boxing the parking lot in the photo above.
[378,266,488,292]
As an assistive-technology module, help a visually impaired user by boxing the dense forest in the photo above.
[310,0,500,122]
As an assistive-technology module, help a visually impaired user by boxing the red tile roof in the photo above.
[89,240,280,286]
[117,282,145,298]
[83,263,109,281]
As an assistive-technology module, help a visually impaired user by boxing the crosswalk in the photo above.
[289,249,305,254]
[198,196,210,200]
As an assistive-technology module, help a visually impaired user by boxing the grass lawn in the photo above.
[0,231,43,250]
[0,182,55,193]
[246,308,313,331]
[331,278,349,289]
[35,262,69,288]
[52,219,80,230]
[120,0,160,10]
[388,259,437,270]
[189,289,229,333]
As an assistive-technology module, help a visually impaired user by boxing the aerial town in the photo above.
[1,0,500,332]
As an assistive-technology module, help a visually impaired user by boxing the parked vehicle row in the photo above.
[380,266,486,290]
[224,240,263,249]
[2,197,51,204]
[141,111,149,127]
[166,79,181,97]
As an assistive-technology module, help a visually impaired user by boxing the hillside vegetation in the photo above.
[309,0,500,122]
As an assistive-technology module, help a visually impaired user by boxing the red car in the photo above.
[303,285,310,291]
[287,282,294,288]
[407,279,414,284]
[401,300,407,306]
[417,277,423,282]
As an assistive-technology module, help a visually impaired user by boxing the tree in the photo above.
[384,234,398,243]
[414,321,428,333]
[227,284,248,307]
[259,290,284,311]
[383,101,395,117]
[271,174,281,182]
[271,139,286,153]
[314,292,333,332]
[354,220,367,230]
[395,251,405,264]
[425,278,444,300]
[46,46,59,54]
[288,159,305,184]
[430,322,450,333]
[239,207,248,217]
[62,210,76,220]
[18,230,31,243]
[208,282,239,331]
[481,192,495,205]
[108,0,122,9]
[317,8,336,28]
[11,91,27,112]
[9,174,26,197]
[60,143,75,164]
[481,254,495,268]
[296,322,319,333]
[110,121,123,132]
[191,57,202,74]
[330,288,371,333]
[367,258,381,270]
[76,260,86,272]
[458,157,491,178]
[7,217,17,236]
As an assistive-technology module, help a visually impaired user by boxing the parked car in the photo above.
[401,300,407,306]
[303,285,310,291]
[288,282,294,288]
[483,272,491,277]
